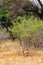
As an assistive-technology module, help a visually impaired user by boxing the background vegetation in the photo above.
[0,0,43,50]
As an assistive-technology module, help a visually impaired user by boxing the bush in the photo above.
[0,6,12,41]
[9,14,43,49]
[0,6,12,29]
[0,26,10,41]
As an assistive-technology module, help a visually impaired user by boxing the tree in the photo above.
[1,0,43,19]
[38,0,43,19]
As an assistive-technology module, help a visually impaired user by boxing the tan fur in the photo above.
[23,49,34,56]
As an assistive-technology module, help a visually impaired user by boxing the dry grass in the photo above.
[0,40,43,65]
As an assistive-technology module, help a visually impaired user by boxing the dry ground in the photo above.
[0,40,43,65]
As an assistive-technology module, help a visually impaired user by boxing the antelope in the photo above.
[23,49,33,56]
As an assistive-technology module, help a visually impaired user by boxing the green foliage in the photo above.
[0,6,11,40]
[8,14,43,49]
[4,0,10,3]
[9,14,43,40]
[0,6,12,29]
[0,7,10,19]
[0,0,43,49]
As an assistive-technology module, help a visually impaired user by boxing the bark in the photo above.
[38,0,43,8]
[38,0,43,19]
[0,0,43,19]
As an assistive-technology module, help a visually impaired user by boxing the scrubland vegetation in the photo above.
[0,1,43,65]
[0,0,43,51]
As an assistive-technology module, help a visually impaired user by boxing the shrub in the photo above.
[0,6,12,30]
[0,26,10,41]
[9,14,43,49]
[0,6,12,40]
